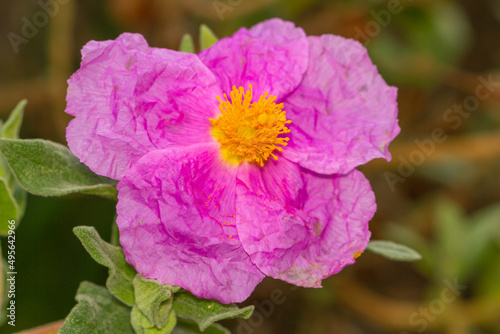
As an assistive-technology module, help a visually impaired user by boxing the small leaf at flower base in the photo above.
[1,99,26,139]
[59,281,134,334]
[0,138,117,200]
[173,292,254,331]
[173,320,230,334]
[74,226,137,305]
[179,34,195,53]
[132,306,177,334]
[133,275,180,328]
[199,25,219,50]
[131,306,154,332]
[366,240,422,262]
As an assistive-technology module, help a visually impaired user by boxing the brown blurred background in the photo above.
[1,0,500,333]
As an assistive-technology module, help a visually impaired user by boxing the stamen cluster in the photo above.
[210,85,291,166]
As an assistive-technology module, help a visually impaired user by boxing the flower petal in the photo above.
[236,159,374,287]
[198,18,308,100]
[66,33,221,180]
[282,35,400,175]
[235,158,308,279]
[116,143,264,303]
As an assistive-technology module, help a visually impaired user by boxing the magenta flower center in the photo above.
[210,85,291,166]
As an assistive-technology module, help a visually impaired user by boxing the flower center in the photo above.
[210,85,291,167]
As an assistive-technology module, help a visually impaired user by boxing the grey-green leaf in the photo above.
[133,276,180,328]
[132,306,155,332]
[73,226,136,306]
[132,306,177,334]
[179,34,195,53]
[58,281,134,334]
[199,25,219,50]
[173,292,254,331]
[173,320,230,334]
[0,181,18,235]
[0,101,28,234]
[0,138,117,200]
[1,100,26,139]
[366,240,422,262]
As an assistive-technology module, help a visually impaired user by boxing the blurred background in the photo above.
[1,0,500,333]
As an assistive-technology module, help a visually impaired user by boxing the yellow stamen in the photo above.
[210,85,291,166]
[353,251,363,259]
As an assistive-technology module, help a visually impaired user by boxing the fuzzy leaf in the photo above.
[366,240,422,262]
[1,100,26,139]
[59,281,134,334]
[0,102,28,234]
[0,159,26,234]
[199,25,219,50]
[131,306,176,334]
[0,138,117,200]
[179,34,195,53]
[173,320,230,334]
[0,182,17,234]
[133,276,180,328]
[173,292,253,331]
[74,226,136,306]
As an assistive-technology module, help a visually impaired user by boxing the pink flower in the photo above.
[65,19,399,303]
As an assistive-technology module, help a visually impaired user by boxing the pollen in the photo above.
[352,251,363,259]
[210,85,291,166]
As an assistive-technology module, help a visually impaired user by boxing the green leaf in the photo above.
[366,240,422,262]
[59,281,134,334]
[110,216,120,247]
[173,292,254,331]
[459,204,500,280]
[131,306,153,332]
[435,198,465,279]
[173,320,230,334]
[0,138,117,200]
[131,306,177,334]
[0,181,18,234]
[475,255,500,300]
[179,34,195,53]
[1,99,26,139]
[199,25,219,50]
[0,102,28,234]
[0,166,26,234]
[74,226,136,306]
[133,276,180,328]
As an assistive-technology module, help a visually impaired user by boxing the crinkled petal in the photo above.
[235,158,308,278]
[198,18,308,100]
[282,35,400,175]
[116,143,264,303]
[66,33,221,180]
[236,158,374,287]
